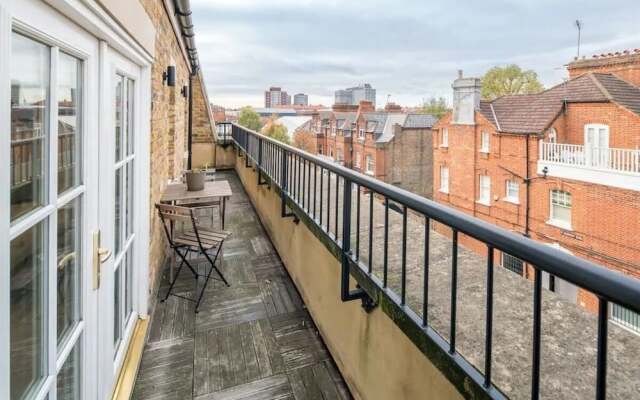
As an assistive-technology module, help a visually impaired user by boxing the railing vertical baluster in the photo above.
[296,154,301,203]
[356,185,360,261]
[281,149,288,217]
[313,163,317,219]
[307,159,311,212]
[450,229,458,354]
[401,205,407,305]
[383,197,389,287]
[335,175,340,241]
[319,167,324,224]
[327,171,331,231]
[258,137,263,167]
[368,191,373,275]
[302,158,306,209]
[596,298,608,400]
[484,246,494,388]
[531,267,542,400]
[340,177,353,300]
[423,216,430,326]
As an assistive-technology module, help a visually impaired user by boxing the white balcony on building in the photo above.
[538,141,640,191]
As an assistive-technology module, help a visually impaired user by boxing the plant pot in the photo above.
[185,170,205,191]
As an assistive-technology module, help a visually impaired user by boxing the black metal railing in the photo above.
[216,121,233,144]
[231,123,640,400]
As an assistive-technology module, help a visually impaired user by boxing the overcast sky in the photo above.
[191,0,640,109]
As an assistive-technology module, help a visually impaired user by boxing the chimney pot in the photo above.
[458,70,463,79]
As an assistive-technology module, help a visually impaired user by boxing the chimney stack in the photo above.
[452,71,481,125]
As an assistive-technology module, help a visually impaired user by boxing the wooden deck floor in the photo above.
[132,171,352,400]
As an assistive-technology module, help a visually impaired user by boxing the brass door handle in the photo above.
[93,230,111,290]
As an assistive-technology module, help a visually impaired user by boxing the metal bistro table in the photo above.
[160,180,233,279]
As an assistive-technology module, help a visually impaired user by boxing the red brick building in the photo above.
[433,57,640,329]
[311,102,437,198]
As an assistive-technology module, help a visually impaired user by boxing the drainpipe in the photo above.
[187,73,193,170]
[525,134,530,237]
[174,0,199,170]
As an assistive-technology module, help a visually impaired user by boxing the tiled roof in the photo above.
[404,113,438,129]
[592,73,640,116]
[480,72,640,134]
[363,112,387,135]
[376,114,408,143]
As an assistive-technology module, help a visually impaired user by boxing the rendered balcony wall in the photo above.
[232,152,463,400]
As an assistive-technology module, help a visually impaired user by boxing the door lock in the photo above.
[92,230,112,289]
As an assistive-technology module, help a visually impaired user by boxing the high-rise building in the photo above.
[334,83,376,107]
[264,86,291,107]
[293,93,308,106]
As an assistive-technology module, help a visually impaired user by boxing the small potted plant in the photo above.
[185,164,208,191]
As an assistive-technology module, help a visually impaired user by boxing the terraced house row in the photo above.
[310,101,438,199]
[433,54,640,328]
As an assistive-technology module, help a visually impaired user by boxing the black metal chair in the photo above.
[156,203,231,312]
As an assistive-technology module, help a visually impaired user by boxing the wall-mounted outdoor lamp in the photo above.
[163,65,176,86]
[181,85,188,98]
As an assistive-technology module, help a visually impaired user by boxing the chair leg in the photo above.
[194,256,217,313]
[162,255,187,302]
[204,243,229,287]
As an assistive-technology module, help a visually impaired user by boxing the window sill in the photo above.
[476,200,491,207]
[439,145,449,148]
[439,188,449,194]
[546,219,573,231]
[503,197,520,205]
[365,171,375,176]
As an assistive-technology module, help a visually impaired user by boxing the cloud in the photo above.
[191,0,640,108]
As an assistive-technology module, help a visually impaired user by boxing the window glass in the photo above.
[57,52,82,194]
[440,166,449,192]
[551,190,572,225]
[10,221,47,399]
[479,175,490,203]
[10,32,50,222]
[611,304,640,334]
[506,180,519,201]
[502,252,524,275]
[442,128,448,146]
[56,343,81,400]
[481,131,490,152]
[57,198,81,345]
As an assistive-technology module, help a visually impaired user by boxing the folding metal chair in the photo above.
[156,203,231,312]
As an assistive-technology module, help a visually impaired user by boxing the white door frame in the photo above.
[0,0,152,398]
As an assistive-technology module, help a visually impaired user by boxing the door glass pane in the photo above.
[10,221,47,399]
[126,162,134,239]
[114,168,122,256]
[125,246,133,319]
[10,32,49,222]
[114,75,123,162]
[57,343,81,400]
[126,79,134,156]
[58,53,82,194]
[114,262,122,347]
[57,198,81,345]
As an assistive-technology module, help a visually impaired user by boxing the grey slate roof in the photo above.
[404,113,438,129]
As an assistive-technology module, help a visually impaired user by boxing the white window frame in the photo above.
[548,127,557,143]
[365,154,374,175]
[504,180,519,204]
[354,151,361,168]
[478,175,491,205]
[548,189,572,230]
[439,166,449,193]
[480,131,490,153]
[359,128,365,139]
[611,303,640,335]
[441,128,448,147]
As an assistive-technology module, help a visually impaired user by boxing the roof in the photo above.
[363,113,388,136]
[404,113,438,129]
[275,116,312,139]
[376,114,407,143]
[478,72,640,134]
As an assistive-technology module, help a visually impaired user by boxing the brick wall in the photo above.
[433,106,640,314]
[139,0,212,304]
[568,53,640,87]
[384,125,434,199]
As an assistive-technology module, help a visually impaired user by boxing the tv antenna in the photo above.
[575,20,582,58]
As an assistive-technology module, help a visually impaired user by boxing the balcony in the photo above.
[538,142,640,190]
[133,125,640,400]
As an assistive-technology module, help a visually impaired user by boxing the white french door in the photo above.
[1,1,150,399]
[96,49,141,399]
[584,124,610,168]
[2,1,101,399]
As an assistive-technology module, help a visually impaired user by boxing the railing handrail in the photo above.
[232,122,640,313]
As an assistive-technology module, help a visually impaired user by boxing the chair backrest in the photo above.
[155,203,197,245]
